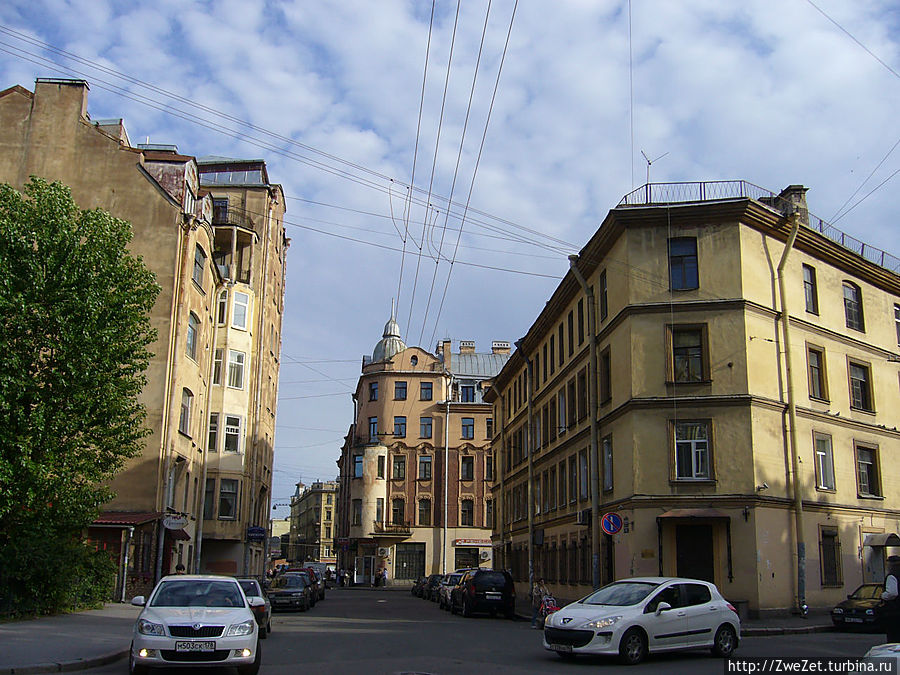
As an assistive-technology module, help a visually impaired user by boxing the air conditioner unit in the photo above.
[376,547,389,557]
[479,550,490,561]
[576,509,591,526]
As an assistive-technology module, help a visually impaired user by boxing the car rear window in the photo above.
[682,583,711,606]
[581,581,658,606]
[151,580,244,608]
[474,572,508,587]
[272,575,307,589]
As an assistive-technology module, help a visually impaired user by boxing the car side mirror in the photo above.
[655,601,672,616]
[248,596,264,607]
[131,596,146,607]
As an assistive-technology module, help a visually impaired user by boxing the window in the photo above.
[232,292,250,330]
[535,353,541,388]
[567,379,577,427]
[599,269,608,321]
[814,433,835,490]
[352,499,362,526]
[600,347,611,403]
[218,479,238,520]
[848,361,874,411]
[567,311,574,356]
[577,299,584,345]
[579,450,588,500]
[461,456,474,480]
[485,455,493,481]
[227,350,245,389]
[602,435,613,491]
[486,499,493,529]
[421,381,433,401]
[395,381,407,400]
[392,498,405,525]
[224,415,242,452]
[669,237,699,290]
[568,455,577,503]
[193,245,206,286]
[376,498,384,523]
[217,290,228,324]
[855,445,881,497]
[461,384,476,402]
[549,336,556,374]
[557,389,566,433]
[802,264,818,314]
[377,455,385,479]
[325,526,331,539]
[486,418,493,439]
[820,528,842,587]
[576,369,587,420]
[325,509,332,522]
[394,416,407,437]
[186,313,200,360]
[393,455,406,480]
[179,388,193,435]
[212,197,228,223]
[369,381,378,401]
[669,325,707,382]
[368,417,378,442]
[419,499,431,526]
[203,479,215,519]
[353,455,363,478]
[542,344,548,381]
[461,499,474,526]
[843,282,864,331]
[549,466,557,510]
[674,421,711,480]
[895,304,900,346]
[213,348,223,385]
[807,346,827,400]
[420,416,432,439]
[461,417,475,439]
[207,413,219,452]
[558,324,564,366]
[558,461,567,505]
[419,455,432,480]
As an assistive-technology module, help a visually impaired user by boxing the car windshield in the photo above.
[444,574,462,586]
[272,575,307,589]
[850,585,883,600]
[580,581,659,607]
[151,580,244,608]
[238,580,260,597]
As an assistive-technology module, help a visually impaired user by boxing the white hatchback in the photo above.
[543,577,740,665]
[129,575,263,675]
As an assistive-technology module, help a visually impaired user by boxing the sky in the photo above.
[1,0,899,517]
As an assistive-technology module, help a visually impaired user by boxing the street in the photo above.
[83,589,887,675]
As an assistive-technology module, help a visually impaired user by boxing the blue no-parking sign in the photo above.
[600,512,623,535]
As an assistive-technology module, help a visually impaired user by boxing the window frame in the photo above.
[813,432,835,491]
[461,417,475,440]
[602,434,613,492]
[391,498,405,525]
[394,381,407,400]
[227,349,246,390]
[232,291,250,330]
[668,237,699,290]
[460,499,474,527]
[848,359,874,412]
[842,281,865,332]
[368,416,378,442]
[213,348,223,385]
[819,526,843,587]
[223,414,242,453]
[353,454,364,478]
[217,290,228,325]
[418,498,431,526]
[599,269,608,321]
[207,412,219,453]
[420,381,433,401]
[218,478,238,520]
[393,416,407,438]
[192,245,207,287]
[854,443,881,498]
[186,312,200,361]
[806,344,828,401]
[802,264,819,314]
[179,388,193,436]
[420,416,432,439]
[392,455,406,480]
[460,456,475,481]
[369,381,378,401]
[419,455,432,480]
[670,419,714,482]
[667,324,709,384]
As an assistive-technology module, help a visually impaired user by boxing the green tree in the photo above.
[0,177,160,615]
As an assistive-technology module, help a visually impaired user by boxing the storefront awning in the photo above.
[863,533,900,547]
[167,528,191,541]
[92,511,161,527]
[657,508,729,520]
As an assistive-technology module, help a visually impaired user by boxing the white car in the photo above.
[543,577,740,665]
[864,643,900,666]
[438,573,464,610]
[129,574,263,675]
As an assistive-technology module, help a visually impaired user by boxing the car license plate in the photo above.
[175,641,215,652]
[485,592,501,600]
[551,644,572,653]
[845,618,864,623]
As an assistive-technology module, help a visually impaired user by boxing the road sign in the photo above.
[600,512,623,536]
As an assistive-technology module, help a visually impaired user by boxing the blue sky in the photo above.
[1,0,898,514]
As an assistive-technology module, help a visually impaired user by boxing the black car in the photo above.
[267,573,313,612]
[411,576,427,597]
[423,574,443,601]
[832,583,885,630]
[450,568,515,618]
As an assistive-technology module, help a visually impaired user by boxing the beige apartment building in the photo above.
[488,182,900,616]
[0,79,287,596]
[288,481,338,567]
[335,318,510,585]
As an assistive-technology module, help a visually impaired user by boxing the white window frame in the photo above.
[217,290,228,325]
[213,348,223,385]
[208,412,219,453]
[674,421,711,480]
[223,414,243,453]
[218,478,238,520]
[232,291,250,330]
[227,350,246,389]
[814,432,835,490]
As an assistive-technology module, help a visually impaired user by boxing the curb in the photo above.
[1,648,128,675]
[741,625,833,637]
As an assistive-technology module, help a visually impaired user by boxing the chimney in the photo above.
[34,78,90,121]
[459,340,476,354]
[440,339,452,371]
[491,341,511,355]
[776,185,809,225]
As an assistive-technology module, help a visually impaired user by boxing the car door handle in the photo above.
[676,611,687,617]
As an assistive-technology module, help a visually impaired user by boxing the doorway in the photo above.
[675,524,714,582]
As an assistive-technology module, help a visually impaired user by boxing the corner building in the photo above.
[336,319,510,585]
[488,182,900,616]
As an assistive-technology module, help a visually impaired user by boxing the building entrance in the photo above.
[395,543,425,580]
[676,524,714,582]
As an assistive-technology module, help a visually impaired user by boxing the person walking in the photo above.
[882,556,900,642]
[531,577,549,628]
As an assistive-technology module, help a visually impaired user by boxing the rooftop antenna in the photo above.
[641,150,669,185]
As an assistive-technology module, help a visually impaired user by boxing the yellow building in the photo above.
[0,79,287,595]
[289,481,338,567]
[336,318,510,585]
[488,182,900,616]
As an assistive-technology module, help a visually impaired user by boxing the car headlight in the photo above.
[584,615,622,630]
[226,619,256,637]
[866,609,875,615]
[832,608,843,614]
[137,619,166,636]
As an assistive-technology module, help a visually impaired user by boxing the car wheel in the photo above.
[259,621,268,639]
[462,599,472,618]
[450,598,458,615]
[618,628,647,665]
[556,652,576,661]
[128,644,148,675]
[266,620,272,635]
[711,624,737,657]
[237,640,261,675]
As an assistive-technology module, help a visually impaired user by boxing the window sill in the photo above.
[849,406,876,415]
[670,478,716,485]
[178,430,192,440]
[191,279,206,295]
[666,379,712,386]
[857,493,884,500]
[809,395,830,404]
[815,486,837,493]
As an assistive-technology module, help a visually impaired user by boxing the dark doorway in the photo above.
[454,547,479,570]
[675,524,714,582]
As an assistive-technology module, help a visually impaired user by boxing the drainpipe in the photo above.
[521,345,534,590]
[569,255,601,589]
[776,210,806,615]
[443,373,452,575]
[121,526,134,602]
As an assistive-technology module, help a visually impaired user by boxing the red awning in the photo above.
[657,508,729,520]
[92,511,161,526]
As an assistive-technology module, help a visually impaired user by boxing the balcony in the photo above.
[372,520,411,536]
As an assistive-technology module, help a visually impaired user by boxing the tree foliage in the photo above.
[0,178,160,615]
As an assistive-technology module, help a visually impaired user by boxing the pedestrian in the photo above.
[531,577,549,628]
[175,563,186,574]
[882,556,900,642]
[382,567,388,587]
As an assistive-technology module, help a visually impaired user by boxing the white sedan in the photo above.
[129,575,263,675]
[543,577,740,665]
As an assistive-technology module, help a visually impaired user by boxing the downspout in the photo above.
[569,255,601,589]
[121,526,134,602]
[525,351,534,590]
[776,210,806,615]
[443,373,452,575]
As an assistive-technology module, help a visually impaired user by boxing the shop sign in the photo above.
[163,514,188,529]
[453,538,492,547]
[247,526,267,542]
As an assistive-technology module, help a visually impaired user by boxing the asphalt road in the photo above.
[85,588,888,675]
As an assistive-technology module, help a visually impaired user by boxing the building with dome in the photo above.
[334,319,511,585]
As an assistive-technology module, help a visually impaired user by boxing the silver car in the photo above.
[129,575,263,675]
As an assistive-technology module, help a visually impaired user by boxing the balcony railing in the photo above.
[372,520,411,535]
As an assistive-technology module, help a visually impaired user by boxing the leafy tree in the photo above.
[0,177,159,615]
